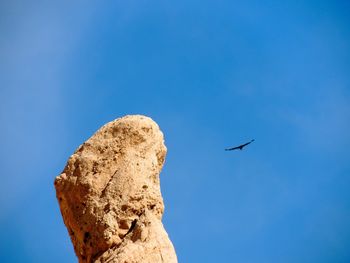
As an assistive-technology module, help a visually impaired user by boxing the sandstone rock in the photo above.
[54,115,177,263]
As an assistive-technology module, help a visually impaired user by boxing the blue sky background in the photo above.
[1,1,350,262]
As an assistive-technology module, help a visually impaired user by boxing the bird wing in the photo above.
[240,142,249,147]
[240,139,255,148]
[240,141,251,147]
[225,146,240,151]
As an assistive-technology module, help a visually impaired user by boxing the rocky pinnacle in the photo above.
[54,115,177,263]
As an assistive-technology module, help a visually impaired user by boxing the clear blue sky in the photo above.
[1,1,349,262]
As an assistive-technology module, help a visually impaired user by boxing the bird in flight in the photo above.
[225,139,255,151]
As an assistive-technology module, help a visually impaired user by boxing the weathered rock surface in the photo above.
[54,115,177,263]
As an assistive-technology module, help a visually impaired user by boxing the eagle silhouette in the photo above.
[225,139,255,151]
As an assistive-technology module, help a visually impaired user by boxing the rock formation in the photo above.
[54,115,177,263]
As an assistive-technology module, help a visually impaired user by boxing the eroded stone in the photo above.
[55,115,177,263]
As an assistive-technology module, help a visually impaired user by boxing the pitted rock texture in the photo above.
[54,115,177,263]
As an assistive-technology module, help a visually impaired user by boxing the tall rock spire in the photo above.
[55,115,177,263]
